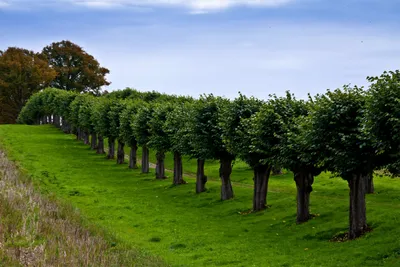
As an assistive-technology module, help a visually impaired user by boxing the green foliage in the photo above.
[119,100,141,147]
[131,102,153,146]
[52,89,78,119]
[164,102,193,155]
[78,95,96,133]
[69,95,88,132]
[108,100,127,140]
[219,92,264,157]
[17,88,76,125]
[187,94,233,160]
[237,103,283,167]
[271,92,319,173]
[105,87,194,103]
[309,85,375,179]
[366,70,400,174]
[147,103,174,152]
[91,98,113,138]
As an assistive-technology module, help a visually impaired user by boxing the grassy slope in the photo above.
[0,125,399,267]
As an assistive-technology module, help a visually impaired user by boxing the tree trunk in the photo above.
[84,131,90,145]
[53,115,58,127]
[141,145,149,173]
[365,172,374,194]
[76,128,81,140]
[253,164,271,211]
[219,158,234,200]
[196,159,207,193]
[348,174,367,240]
[107,138,115,159]
[91,133,98,150]
[96,135,105,154]
[294,170,314,223]
[129,143,138,169]
[117,140,125,164]
[272,165,282,175]
[173,151,186,185]
[155,151,166,179]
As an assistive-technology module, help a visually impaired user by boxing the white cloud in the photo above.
[0,1,10,8]
[0,0,295,11]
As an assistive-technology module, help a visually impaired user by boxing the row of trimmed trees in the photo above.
[18,70,400,239]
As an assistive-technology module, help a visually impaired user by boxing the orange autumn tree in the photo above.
[0,47,56,124]
[42,40,110,95]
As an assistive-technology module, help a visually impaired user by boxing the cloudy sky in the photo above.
[1,0,399,99]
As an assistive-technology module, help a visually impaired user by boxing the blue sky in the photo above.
[1,0,400,100]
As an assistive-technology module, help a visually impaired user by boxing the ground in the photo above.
[0,125,399,266]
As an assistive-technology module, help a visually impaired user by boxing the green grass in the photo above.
[0,125,399,266]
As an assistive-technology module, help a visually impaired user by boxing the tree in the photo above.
[219,93,266,209]
[108,100,127,164]
[147,103,174,180]
[0,47,56,123]
[52,89,77,133]
[309,85,375,239]
[17,90,46,125]
[120,100,142,169]
[164,103,194,186]
[366,70,400,190]
[42,40,110,95]
[77,95,97,148]
[273,92,320,223]
[187,95,235,200]
[234,102,283,211]
[132,103,153,173]
[92,98,113,156]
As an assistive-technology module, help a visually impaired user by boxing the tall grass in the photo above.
[0,150,165,266]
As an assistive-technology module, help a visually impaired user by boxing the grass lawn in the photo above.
[0,124,399,266]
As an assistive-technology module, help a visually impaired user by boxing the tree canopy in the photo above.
[0,47,56,123]
[42,40,110,95]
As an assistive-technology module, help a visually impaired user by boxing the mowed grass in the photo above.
[0,125,399,267]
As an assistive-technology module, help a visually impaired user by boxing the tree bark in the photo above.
[173,151,186,185]
[196,159,207,193]
[96,135,105,154]
[365,172,374,194]
[84,131,90,145]
[253,164,271,211]
[129,143,138,169]
[90,133,97,150]
[348,174,367,240]
[294,170,314,223]
[117,140,125,164]
[220,158,234,200]
[107,138,115,159]
[155,151,166,179]
[141,145,149,173]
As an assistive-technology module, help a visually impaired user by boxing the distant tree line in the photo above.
[17,71,400,240]
[0,40,109,124]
